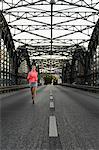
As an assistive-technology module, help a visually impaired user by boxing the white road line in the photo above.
[49,116,58,137]
[50,93,52,96]
[50,95,53,100]
[50,101,54,109]
[50,92,52,95]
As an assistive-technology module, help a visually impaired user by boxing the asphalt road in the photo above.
[0,85,99,150]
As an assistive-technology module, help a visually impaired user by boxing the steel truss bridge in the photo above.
[0,0,99,86]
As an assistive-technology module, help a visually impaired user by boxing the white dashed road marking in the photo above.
[50,101,54,109]
[49,116,58,137]
[50,95,53,100]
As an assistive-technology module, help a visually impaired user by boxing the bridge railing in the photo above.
[0,84,30,94]
[0,83,43,94]
[61,83,99,93]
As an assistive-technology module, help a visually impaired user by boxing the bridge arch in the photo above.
[88,19,99,85]
[15,45,31,84]
[88,19,99,57]
[0,11,15,86]
[62,60,71,84]
[0,12,31,86]
[71,45,86,84]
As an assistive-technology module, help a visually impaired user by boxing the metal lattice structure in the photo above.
[0,11,31,86]
[0,0,99,86]
[0,11,15,86]
[88,18,99,85]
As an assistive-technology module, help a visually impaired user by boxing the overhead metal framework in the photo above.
[1,0,99,54]
[0,0,99,86]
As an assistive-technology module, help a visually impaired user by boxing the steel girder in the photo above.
[62,60,71,83]
[0,10,14,54]
[71,45,86,84]
[0,0,99,85]
[88,18,99,85]
[62,45,86,84]
[88,18,99,57]
[1,0,99,57]
[16,45,31,69]
[0,10,15,86]
[0,11,31,85]
[62,17,99,85]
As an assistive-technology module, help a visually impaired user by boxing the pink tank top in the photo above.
[27,70,38,83]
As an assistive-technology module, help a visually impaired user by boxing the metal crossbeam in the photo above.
[1,0,98,50]
[0,0,99,86]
